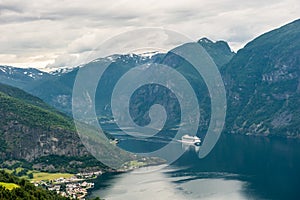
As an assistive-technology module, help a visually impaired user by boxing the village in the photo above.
[33,171,102,199]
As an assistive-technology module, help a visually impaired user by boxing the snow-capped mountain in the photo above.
[0,65,52,89]
[49,67,79,76]
[0,65,48,79]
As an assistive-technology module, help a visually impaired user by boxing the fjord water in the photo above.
[89,134,300,200]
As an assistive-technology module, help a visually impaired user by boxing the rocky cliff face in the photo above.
[1,123,87,161]
[0,83,135,170]
[0,84,88,162]
[223,19,300,138]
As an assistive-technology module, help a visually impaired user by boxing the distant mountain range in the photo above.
[0,66,52,90]
[0,37,234,117]
[0,19,299,140]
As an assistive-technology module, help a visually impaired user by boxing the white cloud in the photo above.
[0,0,299,71]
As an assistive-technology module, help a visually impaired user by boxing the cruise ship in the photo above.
[181,134,201,146]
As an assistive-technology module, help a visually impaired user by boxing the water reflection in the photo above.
[89,134,300,200]
[90,166,252,200]
[90,166,185,200]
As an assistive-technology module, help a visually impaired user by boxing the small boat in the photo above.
[181,134,201,146]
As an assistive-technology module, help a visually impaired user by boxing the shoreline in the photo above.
[86,164,169,199]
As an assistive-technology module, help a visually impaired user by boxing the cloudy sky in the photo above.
[0,0,299,71]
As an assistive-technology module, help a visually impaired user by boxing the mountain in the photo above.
[0,83,139,172]
[25,53,165,115]
[0,82,85,159]
[5,20,300,140]
[0,83,93,172]
[4,40,233,116]
[0,66,52,90]
[223,19,300,138]
[198,37,235,68]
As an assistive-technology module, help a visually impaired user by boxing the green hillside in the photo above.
[0,170,68,200]
[0,83,140,172]
[223,19,300,137]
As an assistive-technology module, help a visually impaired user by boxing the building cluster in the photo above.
[60,181,95,199]
[34,171,102,200]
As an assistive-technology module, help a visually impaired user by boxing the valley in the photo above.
[0,18,299,199]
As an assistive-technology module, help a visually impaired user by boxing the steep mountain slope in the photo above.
[0,83,55,111]
[14,40,233,116]
[223,19,300,137]
[27,68,79,115]
[0,84,87,161]
[198,37,235,68]
[26,54,165,115]
[0,83,137,171]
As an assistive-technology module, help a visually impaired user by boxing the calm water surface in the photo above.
[88,134,300,200]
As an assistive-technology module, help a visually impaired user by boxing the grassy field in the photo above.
[124,160,146,168]
[31,172,74,182]
[3,168,74,182]
[4,167,30,175]
[3,169,13,174]
[0,182,20,190]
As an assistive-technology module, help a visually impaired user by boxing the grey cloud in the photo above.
[0,3,24,13]
[0,0,299,70]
